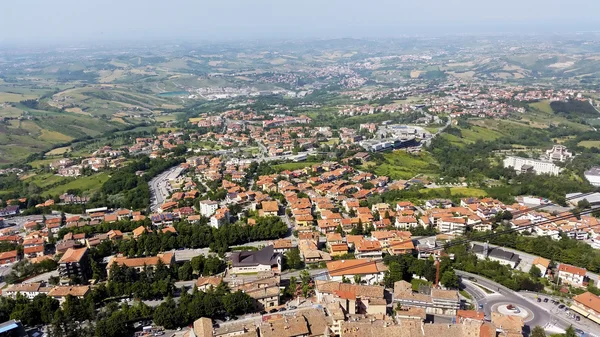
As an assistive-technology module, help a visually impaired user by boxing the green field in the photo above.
[421,187,488,197]
[45,173,110,196]
[529,100,553,114]
[369,151,439,180]
[578,140,600,149]
[25,173,70,189]
[272,161,318,172]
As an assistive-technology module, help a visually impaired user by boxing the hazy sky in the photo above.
[1,0,599,44]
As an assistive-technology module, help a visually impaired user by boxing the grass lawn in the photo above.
[155,114,178,122]
[371,150,439,180]
[272,161,318,172]
[157,127,180,133]
[0,92,38,103]
[45,173,110,196]
[38,129,73,142]
[529,100,553,114]
[26,173,70,189]
[460,126,504,143]
[578,140,600,148]
[46,146,71,156]
[29,158,57,169]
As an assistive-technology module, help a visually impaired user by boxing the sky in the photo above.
[1,0,599,44]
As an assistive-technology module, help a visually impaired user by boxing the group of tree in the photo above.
[89,156,183,210]
[106,262,176,300]
[153,284,254,329]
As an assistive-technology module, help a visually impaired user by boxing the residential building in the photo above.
[260,201,279,217]
[47,285,90,304]
[58,247,91,282]
[471,244,520,269]
[107,252,174,275]
[0,250,18,265]
[532,257,550,277]
[315,280,386,315]
[196,276,223,292]
[571,292,600,324]
[3,283,48,299]
[326,259,387,285]
[199,200,219,217]
[236,277,280,310]
[557,264,587,287]
[393,280,460,315]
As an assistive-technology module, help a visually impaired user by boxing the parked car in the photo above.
[289,306,297,310]
[576,316,581,321]
[543,298,548,303]
[558,304,565,309]
[537,298,541,302]
[478,304,484,309]
[269,309,278,313]
[260,311,267,315]
[278,308,286,312]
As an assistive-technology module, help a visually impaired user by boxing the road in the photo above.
[149,166,184,212]
[458,270,600,335]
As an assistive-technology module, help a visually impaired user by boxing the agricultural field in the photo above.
[578,140,600,149]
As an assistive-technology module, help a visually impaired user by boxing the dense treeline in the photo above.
[0,293,59,326]
[106,262,176,300]
[153,285,254,329]
[95,302,154,337]
[123,216,288,255]
[59,216,288,261]
[381,243,543,292]
[448,244,544,291]
[479,229,600,273]
[551,100,598,118]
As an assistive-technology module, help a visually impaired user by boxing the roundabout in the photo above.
[492,302,534,322]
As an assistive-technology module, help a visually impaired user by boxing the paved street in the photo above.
[458,270,600,336]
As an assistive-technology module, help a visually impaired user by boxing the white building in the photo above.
[557,264,587,287]
[199,200,219,217]
[545,145,573,162]
[503,156,561,176]
[3,283,46,299]
[585,167,600,187]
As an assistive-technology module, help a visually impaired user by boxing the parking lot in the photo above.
[523,293,600,335]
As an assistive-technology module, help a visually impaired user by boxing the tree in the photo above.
[564,326,577,337]
[284,248,304,270]
[529,265,542,278]
[353,275,363,284]
[178,261,193,281]
[222,291,253,316]
[530,326,546,337]
[299,270,311,286]
[440,270,459,289]
[384,262,403,288]
[153,297,181,329]
[287,276,298,298]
